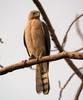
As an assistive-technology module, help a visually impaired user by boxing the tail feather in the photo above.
[36,64,43,93]
[36,63,50,94]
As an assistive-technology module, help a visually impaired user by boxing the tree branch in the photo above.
[58,67,83,100]
[75,15,83,42]
[0,51,83,75]
[74,82,83,100]
[62,14,83,48]
[58,73,75,100]
[74,47,83,52]
[32,0,83,81]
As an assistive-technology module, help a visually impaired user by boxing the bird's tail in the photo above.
[36,63,50,94]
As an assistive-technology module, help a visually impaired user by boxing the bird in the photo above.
[23,10,50,95]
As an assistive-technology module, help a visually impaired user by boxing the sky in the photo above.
[0,0,83,100]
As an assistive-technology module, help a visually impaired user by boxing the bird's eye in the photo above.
[33,12,36,15]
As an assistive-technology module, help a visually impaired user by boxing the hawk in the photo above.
[23,10,50,94]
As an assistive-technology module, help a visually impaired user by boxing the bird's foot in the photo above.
[29,55,35,60]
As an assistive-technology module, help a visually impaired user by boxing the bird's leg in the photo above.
[29,55,36,70]
[36,52,43,61]
[29,55,35,60]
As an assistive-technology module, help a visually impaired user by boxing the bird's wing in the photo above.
[42,22,50,55]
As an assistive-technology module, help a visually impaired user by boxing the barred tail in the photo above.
[36,63,50,95]
[36,64,43,93]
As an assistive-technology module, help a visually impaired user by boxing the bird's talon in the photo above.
[29,55,35,60]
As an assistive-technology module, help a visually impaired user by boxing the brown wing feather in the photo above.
[42,21,50,71]
[42,22,50,55]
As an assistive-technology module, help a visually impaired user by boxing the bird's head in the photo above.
[28,10,40,20]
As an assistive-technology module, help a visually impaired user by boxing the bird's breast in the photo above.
[31,19,42,30]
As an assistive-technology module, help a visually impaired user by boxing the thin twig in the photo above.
[74,47,83,52]
[62,14,83,48]
[58,73,75,100]
[75,15,83,42]
[58,67,83,100]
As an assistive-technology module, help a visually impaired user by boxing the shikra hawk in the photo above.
[23,10,50,95]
